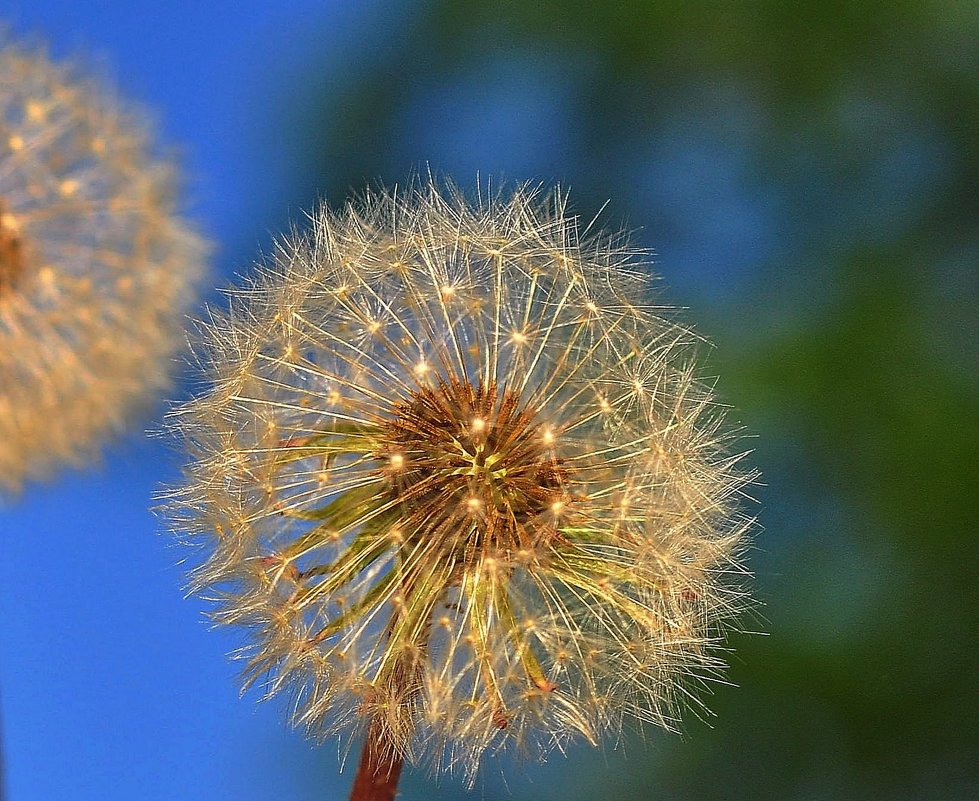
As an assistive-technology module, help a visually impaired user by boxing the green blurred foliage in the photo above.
[288,2,977,798]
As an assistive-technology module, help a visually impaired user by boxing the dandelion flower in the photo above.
[162,180,754,794]
[0,36,206,494]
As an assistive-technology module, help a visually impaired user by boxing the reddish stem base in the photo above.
[348,724,404,801]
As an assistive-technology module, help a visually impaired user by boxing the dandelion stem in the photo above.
[348,717,404,801]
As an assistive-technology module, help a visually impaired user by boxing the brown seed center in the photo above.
[380,379,570,557]
[0,200,25,299]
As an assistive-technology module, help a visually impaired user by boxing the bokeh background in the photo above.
[1,1,976,799]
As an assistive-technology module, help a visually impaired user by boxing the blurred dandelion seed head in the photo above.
[0,36,206,494]
[162,179,756,781]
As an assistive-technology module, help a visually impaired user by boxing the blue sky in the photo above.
[2,4,673,799]
[0,3,814,799]
[0,4,411,800]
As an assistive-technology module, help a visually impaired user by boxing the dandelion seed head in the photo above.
[162,178,756,781]
[0,35,205,494]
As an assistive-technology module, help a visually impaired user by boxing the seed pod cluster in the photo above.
[162,180,754,780]
[0,38,205,493]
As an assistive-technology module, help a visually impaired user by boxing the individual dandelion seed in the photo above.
[161,178,756,800]
[0,34,206,495]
